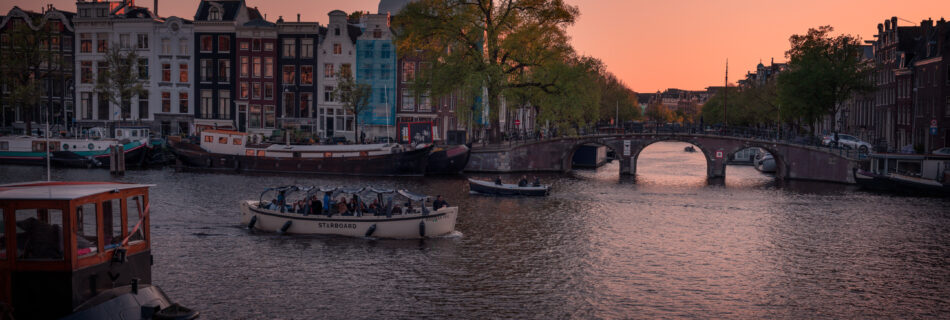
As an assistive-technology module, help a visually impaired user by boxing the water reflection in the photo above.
[0,142,947,318]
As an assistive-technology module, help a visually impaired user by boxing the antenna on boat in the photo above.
[46,114,51,181]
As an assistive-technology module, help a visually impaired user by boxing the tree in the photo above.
[95,47,147,123]
[777,26,874,134]
[524,55,602,135]
[394,0,579,143]
[2,15,64,135]
[333,71,372,143]
[644,102,673,125]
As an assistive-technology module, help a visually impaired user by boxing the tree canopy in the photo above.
[394,0,579,142]
[777,25,874,133]
[94,47,147,121]
[1,16,65,133]
[333,71,373,142]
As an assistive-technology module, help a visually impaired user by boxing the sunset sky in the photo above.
[3,0,949,93]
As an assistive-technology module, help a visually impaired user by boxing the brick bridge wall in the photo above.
[465,133,860,184]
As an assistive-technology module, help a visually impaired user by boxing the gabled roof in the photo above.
[194,0,243,21]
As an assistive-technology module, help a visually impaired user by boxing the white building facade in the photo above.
[150,16,194,136]
[316,10,358,140]
[74,1,157,132]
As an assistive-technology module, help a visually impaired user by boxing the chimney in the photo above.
[878,23,883,33]
[891,16,898,29]
[884,19,891,31]
[297,13,300,22]
[154,0,157,17]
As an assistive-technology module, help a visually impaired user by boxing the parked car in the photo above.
[822,133,872,153]
[932,147,950,156]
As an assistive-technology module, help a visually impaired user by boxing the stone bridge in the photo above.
[465,133,861,184]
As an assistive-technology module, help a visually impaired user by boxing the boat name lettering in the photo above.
[318,222,358,229]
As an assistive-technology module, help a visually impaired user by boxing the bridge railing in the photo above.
[486,125,868,160]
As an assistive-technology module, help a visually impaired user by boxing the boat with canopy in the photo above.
[239,186,458,239]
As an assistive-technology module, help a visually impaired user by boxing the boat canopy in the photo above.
[398,190,429,201]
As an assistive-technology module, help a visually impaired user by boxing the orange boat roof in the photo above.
[0,181,152,200]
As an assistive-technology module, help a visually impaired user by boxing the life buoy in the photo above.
[418,221,426,238]
[365,224,377,237]
[247,216,258,229]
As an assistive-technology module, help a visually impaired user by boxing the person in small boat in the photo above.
[393,204,403,215]
[369,198,381,215]
[518,175,528,187]
[404,201,414,214]
[495,176,503,185]
[323,192,332,213]
[277,190,287,212]
[267,199,280,211]
[432,195,448,211]
[532,176,541,187]
[309,198,321,216]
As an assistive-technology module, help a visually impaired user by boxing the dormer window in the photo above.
[209,7,221,21]
[334,27,340,36]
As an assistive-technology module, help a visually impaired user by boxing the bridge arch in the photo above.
[629,137,715,178]
[722,142,789,179]
[561,138,622,171]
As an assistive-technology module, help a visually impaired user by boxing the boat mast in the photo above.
[46,121,51,181]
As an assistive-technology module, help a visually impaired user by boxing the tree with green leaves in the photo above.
[95,47,147,123]
[522,54,602,135]
[333,71,373,143]
[2,16,64,135]
[777,26,874,134]
[645,101,673,125]
[394,0,579,143]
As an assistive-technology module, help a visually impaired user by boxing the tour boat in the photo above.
[0,181,197,320]
[468,178,550,196]
[170,129,432,176]
[0,127,150,168]
[855,153,950,196]
[426,143,472,175]
[239,186,458,239]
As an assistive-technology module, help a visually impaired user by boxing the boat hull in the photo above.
[754,157,776,173]
[426,144,471,175]
[468,179,550,196]
[171,141,430,176]
[239,201,458,239]
[855,170,950,196]
[0,141,146,168]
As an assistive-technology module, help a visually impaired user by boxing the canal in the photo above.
[1,141,948,318]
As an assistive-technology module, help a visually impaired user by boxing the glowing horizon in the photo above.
[2,0,948,93]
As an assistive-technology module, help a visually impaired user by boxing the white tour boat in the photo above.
[239,186,458,239]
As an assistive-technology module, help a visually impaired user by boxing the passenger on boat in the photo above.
[310,199,322,216]
[323,192,332,213]
[277,191,287,211]
[432,195,448,211]
[369,198,381,215]
[267,199,280,211]
[518,175,528,187]
[392,204,402,215]
[495,176,503,185]
[339,196,352,216]
[404,201,414,214]
[532,176,541,187]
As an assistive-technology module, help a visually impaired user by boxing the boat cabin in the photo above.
[0,181,152,319]
[868,153,950,182]
[199,129,400,159]
[114,127,150,142]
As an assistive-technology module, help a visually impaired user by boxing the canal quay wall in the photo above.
[465,134,862,184]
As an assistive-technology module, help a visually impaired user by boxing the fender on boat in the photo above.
[365,224,377,237]
[247,215,258,229]
[279,220,293,234]
[418,221,426,238]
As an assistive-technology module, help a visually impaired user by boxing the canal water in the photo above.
[2,141,948,319]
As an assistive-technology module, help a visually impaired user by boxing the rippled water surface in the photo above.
[2,142,949,319]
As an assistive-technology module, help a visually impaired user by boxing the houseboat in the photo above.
[468,178,550,196]
[0,181,196,319]
[0,127,150,168]
[855,153,950,196]
[171,130,431,176]
[426,143,472,175]
[240,186,458,239]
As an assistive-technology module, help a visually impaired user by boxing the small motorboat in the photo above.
[754,152,776,173]
[684,146,696,152]
[468,178,550,196]
[239,186,458,239]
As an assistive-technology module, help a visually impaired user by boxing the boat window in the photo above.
[132,130,138,137]
[116,129,123,137]
[204,135,213,143]
[256,150,266,157]
[126,195,145,243]
[102,199,123,249]
[245,149,254,156]
[0,141,8,150]
[1,208,5,259]
[76,203,98,258]
[15,209,64,261]
[233,138,242,145]
[219,137,227,144]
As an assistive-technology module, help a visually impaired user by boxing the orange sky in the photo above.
[4,0,949,92]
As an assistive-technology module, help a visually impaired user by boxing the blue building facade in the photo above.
[355,14,397,139]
